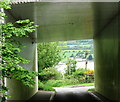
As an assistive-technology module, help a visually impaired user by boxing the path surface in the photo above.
[53,85,94,93]
[27,86,109,102]
[52,85,102,102]
[27,91,55,102]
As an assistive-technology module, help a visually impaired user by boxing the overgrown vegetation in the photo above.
[0,0,38,101]
[37,42,66,91]
[37,41,94,91]
[39,67,62,81]
[38,60,94,91]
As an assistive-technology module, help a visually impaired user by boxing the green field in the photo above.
[60,40,94,60]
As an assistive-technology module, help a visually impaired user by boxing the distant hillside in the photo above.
[60,39,94,60]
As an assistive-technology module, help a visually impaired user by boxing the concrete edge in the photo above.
[49,91,56,102]
[88,91,116,102]
[88,91,103,102]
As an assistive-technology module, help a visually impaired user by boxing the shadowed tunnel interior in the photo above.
[52,92,103,102]
[5,1,120,102]
[26,90,110,102]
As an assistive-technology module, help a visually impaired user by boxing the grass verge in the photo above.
[88,88,95,91]
[61,82,94,87]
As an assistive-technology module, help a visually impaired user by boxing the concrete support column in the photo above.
[94,14,119,101]
[7,37,38,100]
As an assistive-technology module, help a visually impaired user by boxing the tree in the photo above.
[65,58,77,75]
[88,55,93,60]
[70,54,74,57]
[37,42,64,72]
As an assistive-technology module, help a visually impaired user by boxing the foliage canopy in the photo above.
[37,42,64,71]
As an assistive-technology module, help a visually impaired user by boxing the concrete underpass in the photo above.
[4,0,120,102]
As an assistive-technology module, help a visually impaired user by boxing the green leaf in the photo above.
[16,19,30,24]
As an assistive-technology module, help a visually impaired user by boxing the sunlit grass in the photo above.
[61,83,94,87]
[88,88,95,91]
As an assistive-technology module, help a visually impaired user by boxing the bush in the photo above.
[84,70,94,83]
[73,68,86,78]
[38,81,44,90]
[38,67,63,91]
[38,80,55,91]
[84,70,94,75]
[64,68,86,84]
[44,79,80,87]
[38,79,81,90]
[64,68,94,84]
[62,79,80,86]
[72,68,86,82]
[38,67,62,81]
[64,75,74,79]
[45,80,63,87]
[43,84,55,91]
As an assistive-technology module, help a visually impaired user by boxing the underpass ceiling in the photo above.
[7,2,119,42]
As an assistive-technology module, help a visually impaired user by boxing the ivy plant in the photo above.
[0,0,39,101]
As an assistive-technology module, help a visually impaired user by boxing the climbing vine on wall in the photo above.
[0,0,39,101]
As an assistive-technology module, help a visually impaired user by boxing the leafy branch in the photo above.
[0,0,39,101]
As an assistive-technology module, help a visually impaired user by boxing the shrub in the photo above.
[38,80,55,91]
[84,70,94,75]
[64,68,94,84]
[44,79,80,87]
[64,68,86,83]
[43,84,55,91]
[38,67,62,81]
[84,70,94,83]
[45,80,63,87]
[62,79,80,85]
[38,81,44,90]
[64,75,74,79]
[73,68,86,78]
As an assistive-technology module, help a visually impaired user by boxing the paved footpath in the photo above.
[27,86,110,102]
[53,85,95,93]
[51,85,102,102]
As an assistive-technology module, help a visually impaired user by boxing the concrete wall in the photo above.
[94,13,119,101]
[5,11,38,100]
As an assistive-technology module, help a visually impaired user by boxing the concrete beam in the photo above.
[8,2,119,42]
